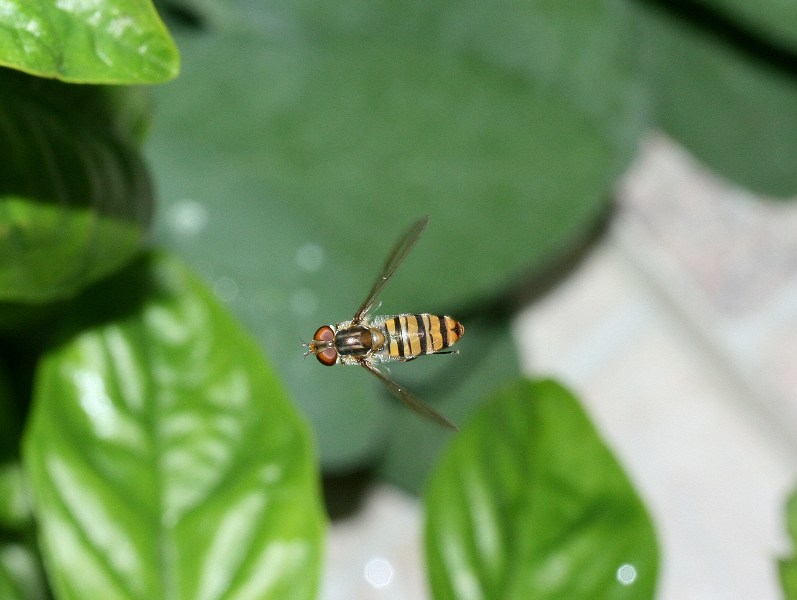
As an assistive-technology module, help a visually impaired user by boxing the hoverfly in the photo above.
[303,216,464,431]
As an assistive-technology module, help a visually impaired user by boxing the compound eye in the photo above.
[312,326,337,366]
[313,326,334,343]
[316,346,338,366]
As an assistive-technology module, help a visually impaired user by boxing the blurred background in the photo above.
[140,0,797,598]
[319,135,797,600]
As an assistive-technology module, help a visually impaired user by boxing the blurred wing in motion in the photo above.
[357,357,458,432]
[352,215,429,324]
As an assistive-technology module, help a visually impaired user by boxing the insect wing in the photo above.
[353,215,429,323]
[358,358,458,431]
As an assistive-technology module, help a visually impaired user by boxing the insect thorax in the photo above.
[333,321,386,361]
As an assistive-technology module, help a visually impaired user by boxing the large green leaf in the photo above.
[0,0,179,83]
[781,487,797,599]
[146,0,644,468]
[635,2,797,197]
[425,379,658,600]
[0,70,154,306]
[23,252,325,600]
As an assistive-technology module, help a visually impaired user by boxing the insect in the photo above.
[303,215,464,431]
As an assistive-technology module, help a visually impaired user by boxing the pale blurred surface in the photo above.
[321,485,428,600]
[321,135,797,600]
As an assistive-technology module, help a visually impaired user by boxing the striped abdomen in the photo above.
[379,314,464,361]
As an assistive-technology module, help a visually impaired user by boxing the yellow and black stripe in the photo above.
[382,314,464,360]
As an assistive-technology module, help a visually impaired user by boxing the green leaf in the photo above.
[424,379,658,600]
[146,0,644,468]
[781,487,797,599]
[23,252,325,600]
[635,2,797,197]
[0,0,179,83]
[0,70,154,305]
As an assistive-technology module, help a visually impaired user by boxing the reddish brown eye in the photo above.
[316,347,338,366]
[312,326,337,365]
[313,326,334,342]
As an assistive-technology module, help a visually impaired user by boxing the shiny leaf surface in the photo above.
[24,252,324,600]
[425,379,658,600]
[0,0,178,83]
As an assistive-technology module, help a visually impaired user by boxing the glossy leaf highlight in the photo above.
[24,252,324,600]
[0,0,179,83]
[425,379,658,600]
